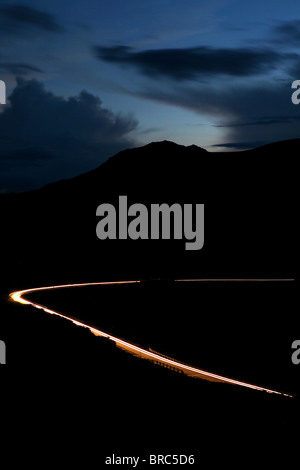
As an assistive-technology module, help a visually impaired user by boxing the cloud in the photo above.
[93,44,294,80]
[0,78,138,193]
[0,5,61,81]
[210,141,267,150]
[93,34,300,149]
[0,4,64,34]
[271,20,300,45]
[92,27,300,149]
[211,87,300,148]
[130,73,300,147]
[0,62,43,75]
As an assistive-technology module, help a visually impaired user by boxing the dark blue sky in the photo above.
[0,0,300,192]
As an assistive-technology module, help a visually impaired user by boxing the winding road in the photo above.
[10,279,294,398]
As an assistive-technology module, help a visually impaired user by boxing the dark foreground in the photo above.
[1,139,299,466]
[2,281,298,467]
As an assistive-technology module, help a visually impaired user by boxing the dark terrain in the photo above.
[1,139,299,284]
[1,139,299,462]
[24,280,298,395]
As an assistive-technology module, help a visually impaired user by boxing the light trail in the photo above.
[10,280,294,398]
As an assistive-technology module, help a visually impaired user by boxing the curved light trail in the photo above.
[10,280,294,398]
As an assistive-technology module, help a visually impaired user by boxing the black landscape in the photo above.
[2,138,299,280]
[1,139,299,460]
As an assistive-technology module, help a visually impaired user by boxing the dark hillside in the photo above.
[1,139,298,285]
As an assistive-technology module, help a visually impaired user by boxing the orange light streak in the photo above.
[10,280,294,398]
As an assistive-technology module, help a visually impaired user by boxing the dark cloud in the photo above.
[138,81,286,117]
[210,141,269,150]
[272,20,300,44]
[134,75,300,148]
[0,5,58,81]
[0,62,43,75]
[0,78,138,193]
[93,44,293,80]
[212,86,300,148]
[0,4,64,33]
[93,37,300,148]
[215,115,300,127]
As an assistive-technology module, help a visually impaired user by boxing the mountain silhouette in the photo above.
[1,139,298,285]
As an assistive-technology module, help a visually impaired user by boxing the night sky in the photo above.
[0,0,300,192]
